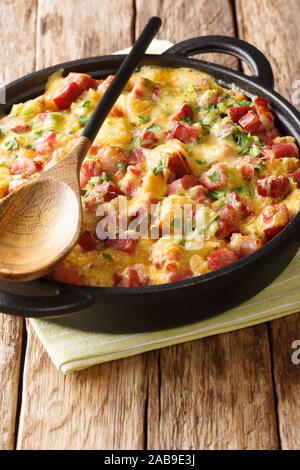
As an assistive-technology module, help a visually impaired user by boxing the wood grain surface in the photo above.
[236,0,300,448]
[0,0,38,450]
[0,0,300,450]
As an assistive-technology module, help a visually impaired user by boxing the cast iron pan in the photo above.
[0,36,300,318]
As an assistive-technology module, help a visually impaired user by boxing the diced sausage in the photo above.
[11,123,31,133]
[167,175,198,195]
[10,157,38,176]
[114,264,151,287]
[253,96,274,131]
[238,110,261,132]
[290,168,300,187]
[216,204,240,239]
[127,147,145,165]
[106,235,136,254]
[257,175,291,199]
[229,233,264,258]
[171,102,193,122]
[78,231,97,252]
[34,132,56,155]
[51,260,83,285]
[228,105,252,123]
[80,160,102,188]
[53,73,97,110]
[262,203,289,241]
[199,163,228,191]
[207,248,239,271]
[168,121,199,144]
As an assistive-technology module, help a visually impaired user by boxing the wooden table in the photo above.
[1,0,300,450]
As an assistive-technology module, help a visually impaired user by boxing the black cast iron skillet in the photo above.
[0,35,300,318]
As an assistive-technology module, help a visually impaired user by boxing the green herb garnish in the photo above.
[78,115,89,126]
[147,123,161,133]
[5,137,18,150]
[208,171,220,182]
[116,161,126,171]
[137,114,149,124]
[152,159,165,176]
[102,253,113,262]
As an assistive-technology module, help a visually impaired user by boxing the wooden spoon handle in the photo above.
[81,16,162,143]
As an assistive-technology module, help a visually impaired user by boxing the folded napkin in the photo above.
[31,40,300,373]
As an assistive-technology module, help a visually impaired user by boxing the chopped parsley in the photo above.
[116,161,126,171]
[25,144,34,150]
[80,189,87,196]
[128,136,141,152]
[78,115,89,126]
[236,100,252,106]
[147,123,161,133]
[5,137,18,150]
[205,189,227,201]
[232,128,252,155]
[102,253,113,262]
[79,100,91,109]
[180,116,192,124]
[89,172,112,185]
[208,171,220,182]
[152,159,165,176]
[144,78,153,88]
[137,114,150,124]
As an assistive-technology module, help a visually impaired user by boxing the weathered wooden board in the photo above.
[236,0,300,449]
[136,0,279,450]
[16,0,149,450]
[0,0,38,450]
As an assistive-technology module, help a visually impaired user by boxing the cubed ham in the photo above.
[238,110,261,132]
[218,123,235,139]
[167,175,198,195]
[228,105,252,123]
[109,105,123,118]
[235,156,260,181]
[262,203,289,241]
[128,147,145,165]
[130,77,153,98]
[216,204,240,239]
[198,90,222,106]
[84,181,121,211]
[11,123,31,133]
[10,157,38,176]
[106,235,136,254]
[166,264,193,283]
[51,260,83,285]
[229,233,264,258]
[290,168,300,187]
[271,142,299,159]
[98,75,115,92]
[187,184,210,204]
[97,146,128,174]
[140,130,158,148]
[171,102,193,122]
[150,86,160,102]
[120,166,142,197]
[227,192,253,219]
[207,248,239,271]
[80,160,102,188]
[54,73,97,110]
[251,131,273,145]
[168,151,192,178]
[89,145,101,155]
[253,96,274,131]
[114,264,151,287]
[34,132,56,155]
[78,231,97,251]
[199,163,228,191]
[168,121,199,144]
[257,175,291,199]
[38,112,51,122]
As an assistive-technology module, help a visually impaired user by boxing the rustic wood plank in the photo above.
[17,0,148,450]
[135,0,237,67]
[36,0,134,68]
[17,323,148,450]
[0,0,37,450]
[136,0,279,450]
[147,328,278,450]
[236,0,300,449]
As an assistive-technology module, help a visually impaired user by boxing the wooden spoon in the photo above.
[0,17,161,281]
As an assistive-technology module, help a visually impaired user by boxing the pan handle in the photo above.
[0,286,94,318]
[163,36,274,89]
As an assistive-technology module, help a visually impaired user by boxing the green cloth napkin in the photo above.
[31,40,300,373]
